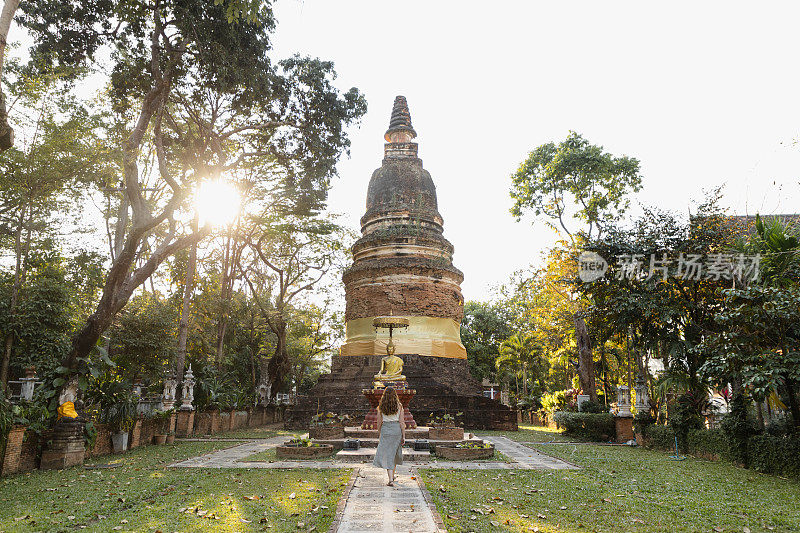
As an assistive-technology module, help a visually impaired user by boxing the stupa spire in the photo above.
[384,95,417,142]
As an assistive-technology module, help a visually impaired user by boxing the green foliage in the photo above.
[310,412,351,427]
[84,374,137,433]
[579,399,605,413]
[461,301,513,381]
[669,392,707,453]
[721,393,757,466]
[749,434,800,478]
[510,131,642,238]
[109,293,177,382]
[642,424,676,450]
[552,411,615,442]
[541,389,578,414]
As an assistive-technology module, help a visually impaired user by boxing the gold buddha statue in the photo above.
[373,340,406,387]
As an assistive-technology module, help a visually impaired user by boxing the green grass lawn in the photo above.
[472,425,573,443]
[0,441,349,532]
[423,441,800,532]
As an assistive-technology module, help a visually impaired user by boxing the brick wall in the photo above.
[1,425,27,475]
[86,423,113,458]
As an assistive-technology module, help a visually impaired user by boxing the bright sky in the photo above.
[269,1,800,302]
[9,2,800,302]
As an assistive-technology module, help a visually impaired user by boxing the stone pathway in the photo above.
[334,466,441,533]
[479,435,581,470]
[170,435,578,532]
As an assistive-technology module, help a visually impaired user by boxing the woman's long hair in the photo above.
[378,386,400,416]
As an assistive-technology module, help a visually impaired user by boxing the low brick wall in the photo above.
[276,444,334,459]
[86,424,113,458]
[434,444,495,460]
[1,405,285,476]
[429,427,464,441]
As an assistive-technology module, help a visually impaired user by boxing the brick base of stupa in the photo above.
[287,354,517,431]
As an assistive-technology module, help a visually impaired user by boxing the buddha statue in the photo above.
[373,340,406,387]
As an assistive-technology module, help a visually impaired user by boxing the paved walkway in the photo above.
[480,435,581,470]
[170,434,578,532]
[334,466,441,533]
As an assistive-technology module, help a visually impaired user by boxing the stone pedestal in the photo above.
[176,410,195,437]
[361,384,417,429]
[40,421,85,470]
[615,416,634,444]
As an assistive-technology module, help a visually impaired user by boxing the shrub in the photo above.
[579,400,605,413]
[687,428,728,459]
[552,411,615,442]
[749,434,800,478]
[669,392,705,453]
[643,424,675,450]
[721,393,757,466]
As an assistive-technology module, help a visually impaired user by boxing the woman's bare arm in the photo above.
[399,406,406,444]
[376,411,383,433]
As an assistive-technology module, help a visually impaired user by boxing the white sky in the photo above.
[269,1,800,302]
[8,2,800,303]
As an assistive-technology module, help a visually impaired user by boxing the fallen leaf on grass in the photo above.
[490,520,500,527]
[244,495,260,500]
[289,492,296,499]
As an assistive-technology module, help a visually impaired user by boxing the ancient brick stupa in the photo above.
[287,96,516,430]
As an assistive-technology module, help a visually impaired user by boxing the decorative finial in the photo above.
[384,96,417,142]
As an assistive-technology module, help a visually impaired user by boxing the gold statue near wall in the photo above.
[373,342,406,387]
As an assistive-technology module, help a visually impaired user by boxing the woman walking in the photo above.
[373,386,406,486]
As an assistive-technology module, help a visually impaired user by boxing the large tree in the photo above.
[18,0,366,380]
[510,132,643,401]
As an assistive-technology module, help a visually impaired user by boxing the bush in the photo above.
[643,425,729,459]
[749,434,800,478]
[643,424,675,450]
[669,392,705,453]
[721,393,757,466]
[579,400,605,413]
[552,411,615,442]
[687,428,728,459]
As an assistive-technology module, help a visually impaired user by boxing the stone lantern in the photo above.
[616,385,632,417]
[161,371,178,410]
[634,377,649,415]
[180,365,195,411]
[19,366,37,401]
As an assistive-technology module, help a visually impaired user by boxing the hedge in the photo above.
[552,411,615,442]
[642,426,728,460]
[749,434,800,478]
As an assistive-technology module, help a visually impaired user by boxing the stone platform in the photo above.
[287,354,517,430]
[314,426,484,451]
[336,447,430,462]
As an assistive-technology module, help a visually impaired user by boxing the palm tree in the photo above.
[497,333,539,399]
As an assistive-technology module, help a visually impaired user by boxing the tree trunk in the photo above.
[0,0,20,151]
[573,313,597,401]
[783,372,800,430]
[176,238,197,383]
[265,318,290,398]
[0,207,26,387]
[522,362,528,398]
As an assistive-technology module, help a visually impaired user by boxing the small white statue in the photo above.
[180,365,195,411]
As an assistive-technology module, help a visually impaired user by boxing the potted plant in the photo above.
[434,441,495,460]
[166,430,175,444]
[106,399,137,453]
[151,409,173,444]
[428,412,464,441]
[276,437,334,459]
[308,411,351,440]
